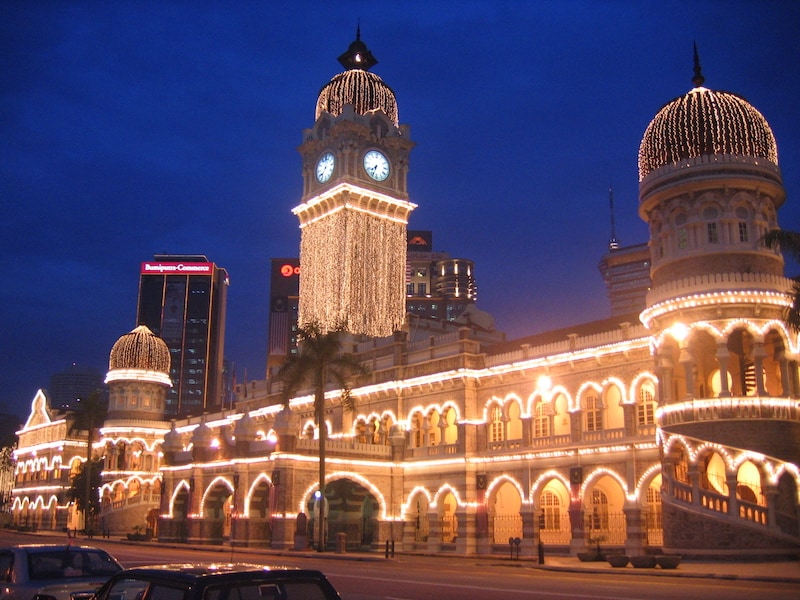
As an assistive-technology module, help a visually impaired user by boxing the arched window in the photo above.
[489,405,504,442]
[534,402,550,438]
[539,490,560,531]
[411,412,424,448]
[584,394,603,431]
[637,382,656,426]
[589,489,609,531]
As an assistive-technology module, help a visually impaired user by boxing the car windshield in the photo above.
[28,549,122,580]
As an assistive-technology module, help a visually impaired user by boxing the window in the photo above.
[588,489,609,531]
[677,227,688,249]
[539,490,561,531]
[707,222,719,243]
[534,402,550,438]
[489,405,504,442]
[406,283,414,296]
[417,283,427,296]
[584,395,602,431]
[637,383,656,426]
[738,222,749,242]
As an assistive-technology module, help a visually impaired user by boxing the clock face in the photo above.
[315,152,335,183]
[363,150,390,181]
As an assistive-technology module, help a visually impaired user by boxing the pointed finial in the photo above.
[338,25,378,70]
[692,42,705,88]
[608,185,619,251]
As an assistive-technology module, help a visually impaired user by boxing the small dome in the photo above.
[191,419,213,448]
[638,51,777,181]
[234,410,259,442]
[109,325,170,373]
[163,422,183,452]
[315,30,398,126]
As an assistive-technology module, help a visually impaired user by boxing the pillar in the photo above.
[623,503,645,556]
[715,344,732,397]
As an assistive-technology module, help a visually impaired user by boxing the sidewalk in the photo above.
[529,554,800,584]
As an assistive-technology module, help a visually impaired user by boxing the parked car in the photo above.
[0,544,124,600]
[94,564,342,600]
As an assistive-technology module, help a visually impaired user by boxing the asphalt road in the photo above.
[6,531,797,600]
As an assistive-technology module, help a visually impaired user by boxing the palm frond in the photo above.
[762,229,800,262]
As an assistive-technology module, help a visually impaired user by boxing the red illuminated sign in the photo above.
[281,264,301,277]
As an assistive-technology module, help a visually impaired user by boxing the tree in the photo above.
[67,456,103,519]
[763,229,800,333]
[67,389,107,533]
[276,322,369,551]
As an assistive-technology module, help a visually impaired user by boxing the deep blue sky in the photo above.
[2,1,799,421]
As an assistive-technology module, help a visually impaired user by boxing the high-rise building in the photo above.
[598,242,651,316]
[266,258,300,377]
[406,230,478,322]
[136,254,229,417]
[48,363,106,411]
[266,232,482,382]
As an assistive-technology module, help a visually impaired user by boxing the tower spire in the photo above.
[338,23,378,70]
[608,185,619,251]
[692,41,705,88]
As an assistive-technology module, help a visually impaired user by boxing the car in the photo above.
[0,544,124,600]
[93,564,342,600]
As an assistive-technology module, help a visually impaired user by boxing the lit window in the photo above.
[585,395,602,431]
[637,383,656,426]
[489,405,504,442]
[534,402,550,438]
[677,228,688,249]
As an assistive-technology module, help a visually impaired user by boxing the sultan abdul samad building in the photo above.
[11,34,800,560]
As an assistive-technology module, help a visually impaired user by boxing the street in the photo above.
[5,531,797,600]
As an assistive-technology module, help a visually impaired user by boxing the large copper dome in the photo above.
[638,53,777,181]
[315,30,398,126]
[108,325,170,373]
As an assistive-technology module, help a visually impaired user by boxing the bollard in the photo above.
[538,540,545,565]
[385,540,389,558]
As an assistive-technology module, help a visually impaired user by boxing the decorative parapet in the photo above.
[645,272,792,308]
[658,397,800,427]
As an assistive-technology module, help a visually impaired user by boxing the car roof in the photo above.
[116,563,326,584]
[3,545,109,552]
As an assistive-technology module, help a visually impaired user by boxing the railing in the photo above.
[103,493,160,514]
[738,499,768,525]
[491,513,523,544]
[296,437,392,458]
[531,434,571,448]
[584,511,626,545]
[582,428,625,443]
[659,397,800,426]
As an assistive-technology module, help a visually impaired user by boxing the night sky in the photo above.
[2,1,799,422]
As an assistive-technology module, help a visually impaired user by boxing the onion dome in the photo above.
[315,27,399,126]
[191,418,213,448]
[162,421,183,453]
[638,46,778,182]
[106,325,171,385]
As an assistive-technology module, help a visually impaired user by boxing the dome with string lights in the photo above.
[315,29,399,126]
[106,325,171,384]
[638,50,778,182]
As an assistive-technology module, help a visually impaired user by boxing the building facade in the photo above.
[137,254,229,417]
[10,39,800,559]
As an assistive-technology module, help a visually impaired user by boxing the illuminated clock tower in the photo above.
[292,30,416,337]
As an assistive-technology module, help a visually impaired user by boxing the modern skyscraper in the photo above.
[136,254,229,417]
[48,363,106,411]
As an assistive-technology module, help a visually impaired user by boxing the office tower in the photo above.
[136,254,229,416]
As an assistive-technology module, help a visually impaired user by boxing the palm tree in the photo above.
[763,229,800,333]
[276,322,369,551]
[68,388,107,533]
